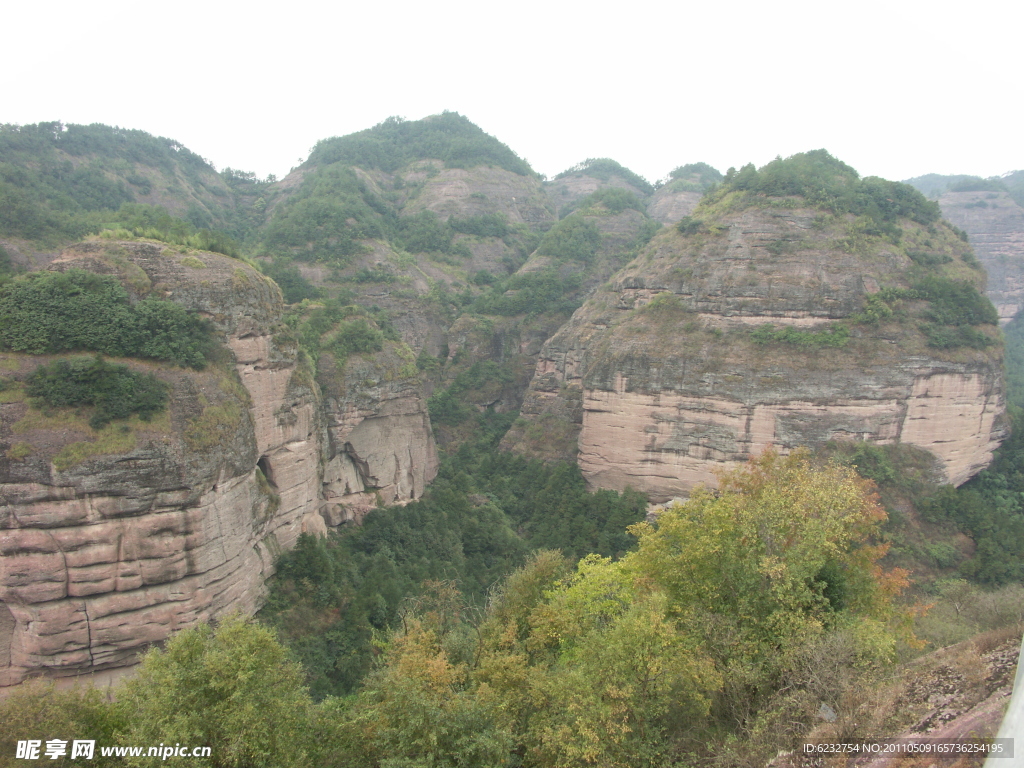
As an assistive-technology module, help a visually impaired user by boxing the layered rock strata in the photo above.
[936,189,1024,323]
[510,206,1006,499]
[318,348,438,525]
[0,241,437,685]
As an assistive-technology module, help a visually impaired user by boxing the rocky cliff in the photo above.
[935,189,1024,323]
[0,240,437,686]
[510,172,1006,499]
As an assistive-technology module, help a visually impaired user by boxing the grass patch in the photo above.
[5,442,33,460]
[750,322,850,349]
[53,424,137,470]
[0,381,25,403]
[12,408,93,435]
[184,400,243,451]
[180,256,208,269]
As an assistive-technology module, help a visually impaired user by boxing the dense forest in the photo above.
[1,119,1023,767]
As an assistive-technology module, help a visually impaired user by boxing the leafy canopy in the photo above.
[554,158,654,195]
[116,616,315,768]
[669,161,723,186]
[627,448,910,673]
[27,356,168,429]
[0,269,213,368]
[304,112,534,176]
[559,187,646,218]
[535,214,602,262]
[706,150,941,230]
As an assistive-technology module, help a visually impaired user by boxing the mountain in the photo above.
[0,121,1015,688]
[0,122,276,277]
[509,152,1006,498]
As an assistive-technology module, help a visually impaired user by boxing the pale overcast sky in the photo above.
[4,0,1021,185]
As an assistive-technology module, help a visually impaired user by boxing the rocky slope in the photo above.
[509,179,1006,499]
[935,188,1024,323]
[0,240,437,686]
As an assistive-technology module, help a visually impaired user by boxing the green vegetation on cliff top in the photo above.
[554,157,654,195]
[700,149,941,232]
[0,122,269,246]
[666,161,723,191]
[0,269,213,367]
[304,112,534,176]
[904,170,1024,208]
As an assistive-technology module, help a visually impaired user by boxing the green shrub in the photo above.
[906,250,952,267]
[449,213,510,238]
[329,317,385,359]
[912,275,999,326]
[666,162,723,192]
[26,356,168,429]
[920,323,994,349]
[262,259,319,303]
[677,215,706,235]
[396,210,455,254]
[555,158,653,195]
[469,269,583,317]
[535,215,602,262]
[304,112,534,176]
[0,269,212,367]
[750,323,850,348]
[560,187,646,218]
[351,266,396,283]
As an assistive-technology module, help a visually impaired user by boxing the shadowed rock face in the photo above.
[0,241,437,686]
[936,189,1024,324]
[510,206,1006,500]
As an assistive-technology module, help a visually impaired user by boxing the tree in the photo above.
[0,682,123,768]
[117,616,315,768]
[341,585,513,768]
[523,557,719,768]
[624,448,912,721]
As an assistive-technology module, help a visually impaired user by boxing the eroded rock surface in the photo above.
[0,241,437,685]
[936,189,1024,323]
[317,347,438,525]
[510,206,1006,499]
[646,186,702,225]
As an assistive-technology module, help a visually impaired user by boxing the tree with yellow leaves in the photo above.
[625,448,912,725]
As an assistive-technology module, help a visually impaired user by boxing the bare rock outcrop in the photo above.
[317,346,438,525]
[510,205,1006,500]
[645,186,702,225]
[0,240,438,686]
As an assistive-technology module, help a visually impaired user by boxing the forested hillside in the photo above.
[1,117,1022,765]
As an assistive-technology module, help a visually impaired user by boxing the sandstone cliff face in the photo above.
[936,190,1024,323]
[0,240,438,685]
[511,206,1006,499]
[317,347,438,525]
